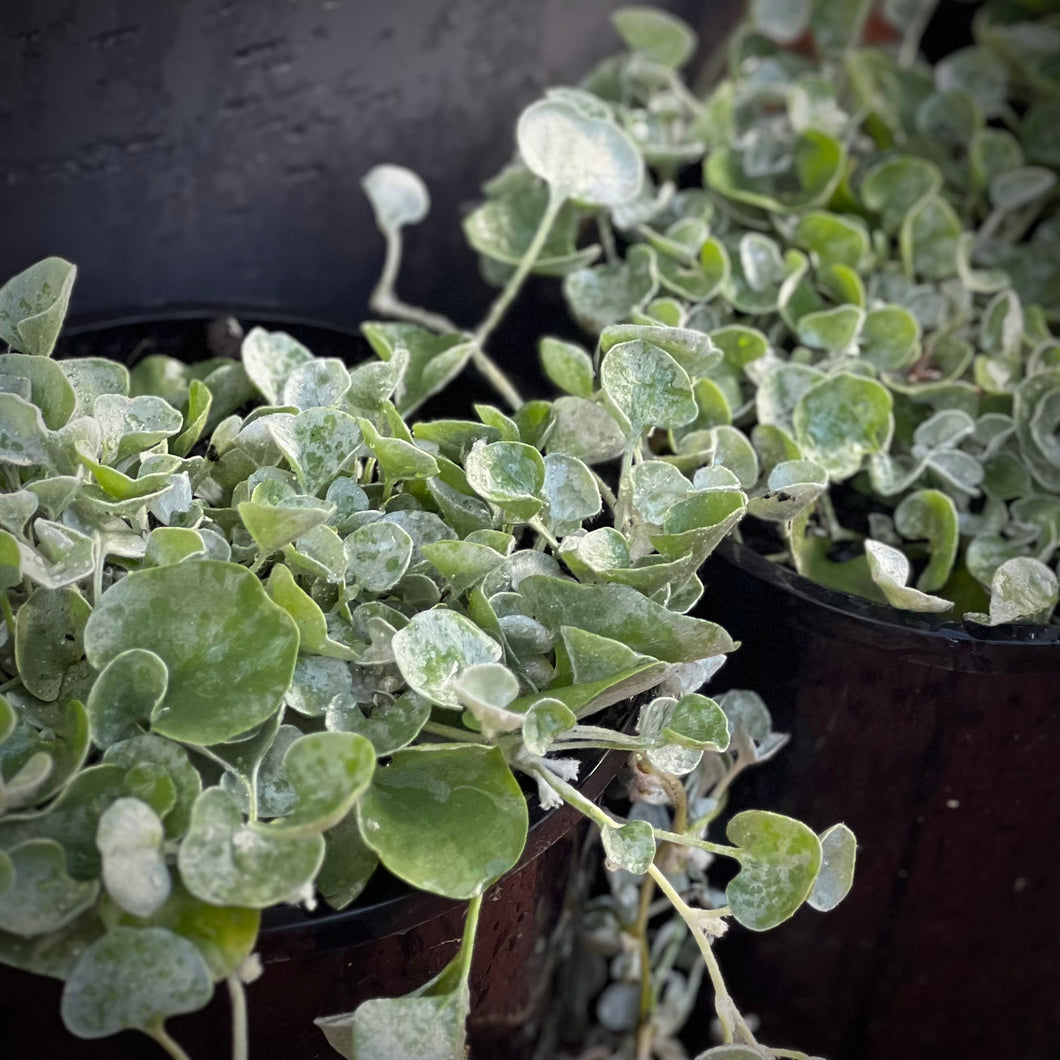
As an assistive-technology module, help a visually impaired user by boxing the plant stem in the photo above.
[597,212,618,265]
[651,827,736,859]
[633,872,658,1060]
[144,1022,195,1060]
[227,974,248,1060]
[643,762,688,834]
[528,516,560,550]
[370,231,463,335]
[0,592,15,640]
[530,763,619,832]
[474,189,565,350]
[647,864,757,1046]
[615,440,637,533]
[898,0,939,67]
[469,187,568,410]
[456,893,483,983]
[422,721,484,743]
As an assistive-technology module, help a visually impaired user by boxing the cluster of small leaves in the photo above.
[0,237,825,1054]
[556,690,854,1060]
[464,0,1058,628]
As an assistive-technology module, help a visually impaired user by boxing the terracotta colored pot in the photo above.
[696,540,1060,1060]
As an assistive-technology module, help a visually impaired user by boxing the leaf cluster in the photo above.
[489,0,1060,628]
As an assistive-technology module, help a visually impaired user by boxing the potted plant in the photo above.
[479,1,1056,1056]
[0,10,856,1060]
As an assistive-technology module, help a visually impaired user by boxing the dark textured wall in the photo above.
[0,0,741,329]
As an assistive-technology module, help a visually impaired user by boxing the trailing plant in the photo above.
[0,7,874,1060]
[463,0,1060,628]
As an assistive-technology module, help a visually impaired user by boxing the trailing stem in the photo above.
[647,865,757,1047]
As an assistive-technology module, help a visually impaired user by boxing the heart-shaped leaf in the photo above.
[358,744,527,899]
[178,787,324,907]
[517,99,644,208]
[61,926,213,1038]
[726,810,822,931]
[84,561,299,745]
[392,609,502,709]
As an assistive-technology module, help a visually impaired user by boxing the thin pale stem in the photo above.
[370,231,462,334]
[597,212,618,265]
[0,592,15,640]
[227,975,248,1060]
[615,440,638,533]
[144,1022,195,1060]
[474,188,566,351]
[633,872,658,1060]
[422,721,484,743]
[647,864,757,1046]
[898,0,939,67]
[466,188,570,411]
[529,763,618,832]
[528,516,560,551]
[456,894,483,983]
[652,827,736,859]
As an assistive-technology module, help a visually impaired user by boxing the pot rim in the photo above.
[255,707,634,958]
[716,538,1060,648]
[61,304,363,340]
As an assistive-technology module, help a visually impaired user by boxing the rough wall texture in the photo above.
[0,0,740,327]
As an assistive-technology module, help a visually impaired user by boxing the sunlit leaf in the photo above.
[358,745,527,899]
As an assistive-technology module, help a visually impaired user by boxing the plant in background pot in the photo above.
[0,12,858,1060]
[418,1,1055,1056]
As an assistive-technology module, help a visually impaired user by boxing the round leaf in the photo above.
[517,99,644,207]
[600,339,697,434]
[465,441,546,522]
[726,810,822,931]
[97,798,171,918]
[362,164,430,234]
[392,608,502,709]
[602,820,656,875]
[84,561,299,746]
[357,744,528,899]
[178,787,324,907]
[61,926,212,1038]
[266,731,375,837]
[87,649,168,748]
[0,839,98,937]
[793,374,893,480]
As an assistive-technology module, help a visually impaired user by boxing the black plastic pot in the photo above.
[0,313,647,1060]
[0,724,630,1060]
[698,540,1060,1060]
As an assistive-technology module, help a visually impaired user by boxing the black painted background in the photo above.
[0,0,741,334]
